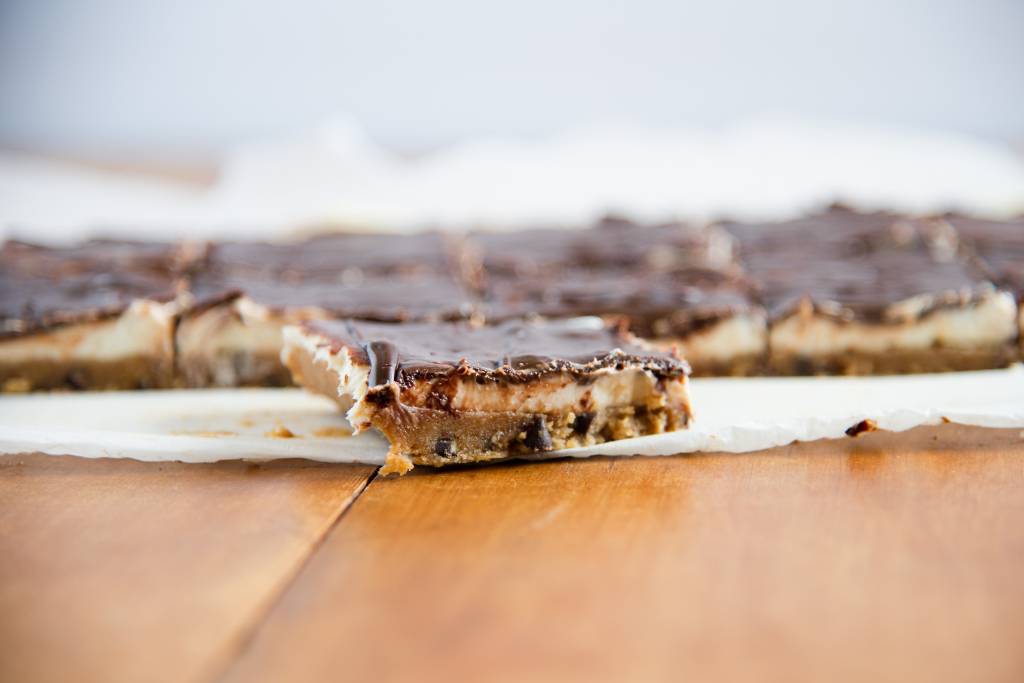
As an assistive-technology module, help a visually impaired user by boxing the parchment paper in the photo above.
[3,367,1022,465]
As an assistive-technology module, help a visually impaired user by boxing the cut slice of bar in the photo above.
[178,232,480,387]
[727,208,1019,374]
[282,317,692,474]
[483,267,766,376]
[0,240,187,391]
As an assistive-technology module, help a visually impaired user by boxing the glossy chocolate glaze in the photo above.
[944,215,1024,299]
[471,217,735,278]
[0,240,183,338]
[188,269,477,322]
[185,232,478,321]
[483,267,757,336]
[199,231,461,280]
[303,317,690,388]
[726,208,992,322]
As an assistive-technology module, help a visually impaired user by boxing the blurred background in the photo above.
[2,0,1023,157]
[0,0,1023,238]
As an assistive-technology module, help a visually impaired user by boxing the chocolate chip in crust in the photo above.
[434,437,457,459]
[523,416,553,452]
[572,412,595,436]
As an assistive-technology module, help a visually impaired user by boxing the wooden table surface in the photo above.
[2,425,1024,683]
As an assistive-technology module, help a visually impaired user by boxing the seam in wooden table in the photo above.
[207,465,381,683]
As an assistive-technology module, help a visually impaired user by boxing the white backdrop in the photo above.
[1,0,1022,154]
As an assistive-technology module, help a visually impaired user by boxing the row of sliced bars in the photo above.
[2,206,1023,392]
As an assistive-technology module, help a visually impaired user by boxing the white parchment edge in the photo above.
[2,367,1023,466]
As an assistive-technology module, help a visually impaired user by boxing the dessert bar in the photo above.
[472,219,764,374]
[943,215,1024,343]
[177,232,478,386]
[728,208,1018,374]
[281,317,693,474]
[0,240,187,390]
[483,267,765,375]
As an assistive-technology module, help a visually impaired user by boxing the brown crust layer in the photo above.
[176,351,293,388]
[0,356,175,392]
[769,346,1017,376]
[372,403,689,475]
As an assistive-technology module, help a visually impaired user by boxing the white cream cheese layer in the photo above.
[0,300,174,363]
[655,312,767,363]
[177,297,286,363]
[770,291,1018,356]
[283,325,369,429]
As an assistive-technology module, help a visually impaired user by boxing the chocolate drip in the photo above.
[366,340,400,386]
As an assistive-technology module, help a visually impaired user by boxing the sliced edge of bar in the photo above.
[281,317,693,474]
[1,299,179,391]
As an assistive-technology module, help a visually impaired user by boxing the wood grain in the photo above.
[223,426,1024,683]
[0,454,375,683]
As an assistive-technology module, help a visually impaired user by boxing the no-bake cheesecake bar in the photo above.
[0,240,187,391]
[177,232,478,386]
[483,267,766,375]
[727,208,1018,375]
[281,317,692,474]
[472,219,765,374]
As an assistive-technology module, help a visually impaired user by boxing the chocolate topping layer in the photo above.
[303,317,690,388]
[944,215,1024,299]
[726,208,992,321]
[471,217,735,279]
[1,240,183,338]
[198,232,462,280]
[189,270,477,322]
[484,267,757,336]
[185,232,478,321]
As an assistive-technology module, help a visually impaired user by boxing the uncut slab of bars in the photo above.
[0,240,188,391]
[2,210,1021,386]
[176,233,477,387]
